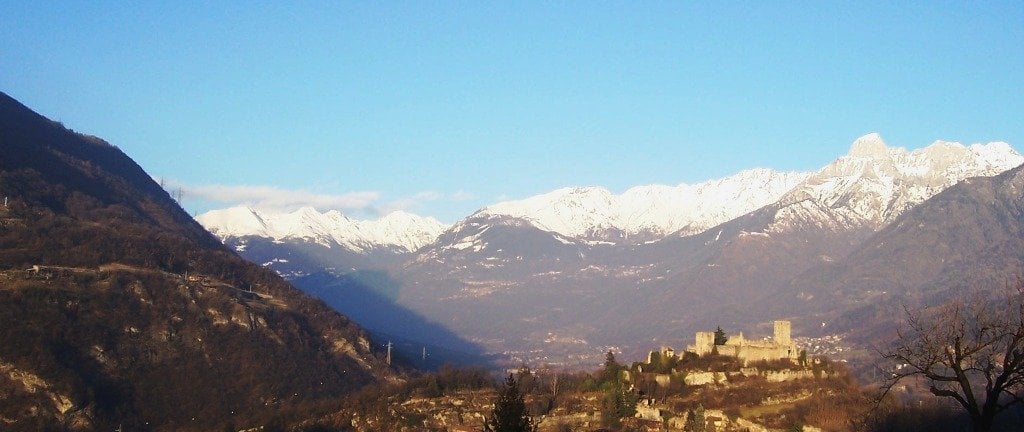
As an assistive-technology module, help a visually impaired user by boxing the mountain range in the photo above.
[197,132,1024,369]
[198,206,446,253]
[203,132,1019,251]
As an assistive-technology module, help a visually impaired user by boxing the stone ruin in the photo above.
[686,320,798,366]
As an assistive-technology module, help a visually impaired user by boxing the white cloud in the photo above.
[166,179,476,220]
[178,182,380,213]
[450,190,476,202]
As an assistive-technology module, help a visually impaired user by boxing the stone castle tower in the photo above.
[773,320,791,346]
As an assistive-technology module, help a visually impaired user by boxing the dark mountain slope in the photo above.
[0,93,215,246]
[0,92,220,271]
[782,163,1024,340]
[0,92,392,431]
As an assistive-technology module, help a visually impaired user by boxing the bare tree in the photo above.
[880,282,1024,431]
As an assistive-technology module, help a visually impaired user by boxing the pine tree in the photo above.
[600,350,622,384]
[483,374,535,432]
[713,326,728,346]
[684,404,706,432]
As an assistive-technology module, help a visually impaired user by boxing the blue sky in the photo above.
[2,2,1022,222]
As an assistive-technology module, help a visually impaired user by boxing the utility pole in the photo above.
[386,341,393,365]
[422,347,427,362]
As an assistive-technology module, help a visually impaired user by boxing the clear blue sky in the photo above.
[2,2,1022,222]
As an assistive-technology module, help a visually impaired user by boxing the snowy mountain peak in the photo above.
[848,133,889,158]
[770,135,1023,232]
[475,168,810,241]
[196,206,449,253]
[195,206,271,238]
[379,210,426,223]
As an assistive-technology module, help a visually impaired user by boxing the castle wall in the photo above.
[734,344,796,365]
[686,320,797,365]
[686,331,716,356]
[715,344,742,358]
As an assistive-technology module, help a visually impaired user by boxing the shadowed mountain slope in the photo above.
[0,92,393,431]
[293,270,494,369]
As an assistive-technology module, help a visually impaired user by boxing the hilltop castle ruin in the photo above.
[686,320,798,365]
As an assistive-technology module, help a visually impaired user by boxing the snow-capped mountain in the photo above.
[196,206,449,253]
[476,168,810,242]
[427,133,1022,253]
[398,133,1024,366]
[766,133,1024,233]
[197,133,1023,260]
[194,133,1024,369]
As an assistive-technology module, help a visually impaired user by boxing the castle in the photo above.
[686,320,798,365]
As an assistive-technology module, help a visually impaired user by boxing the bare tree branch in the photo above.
[878,281,1024,432]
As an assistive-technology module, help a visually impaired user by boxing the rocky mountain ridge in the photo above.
[765,133,1022,234]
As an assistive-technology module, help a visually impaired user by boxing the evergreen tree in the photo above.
[600,350,622,384]
[713,326,728,346]
[600,379,639,428]
[483,374,535,432]
[684,404,706,432]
